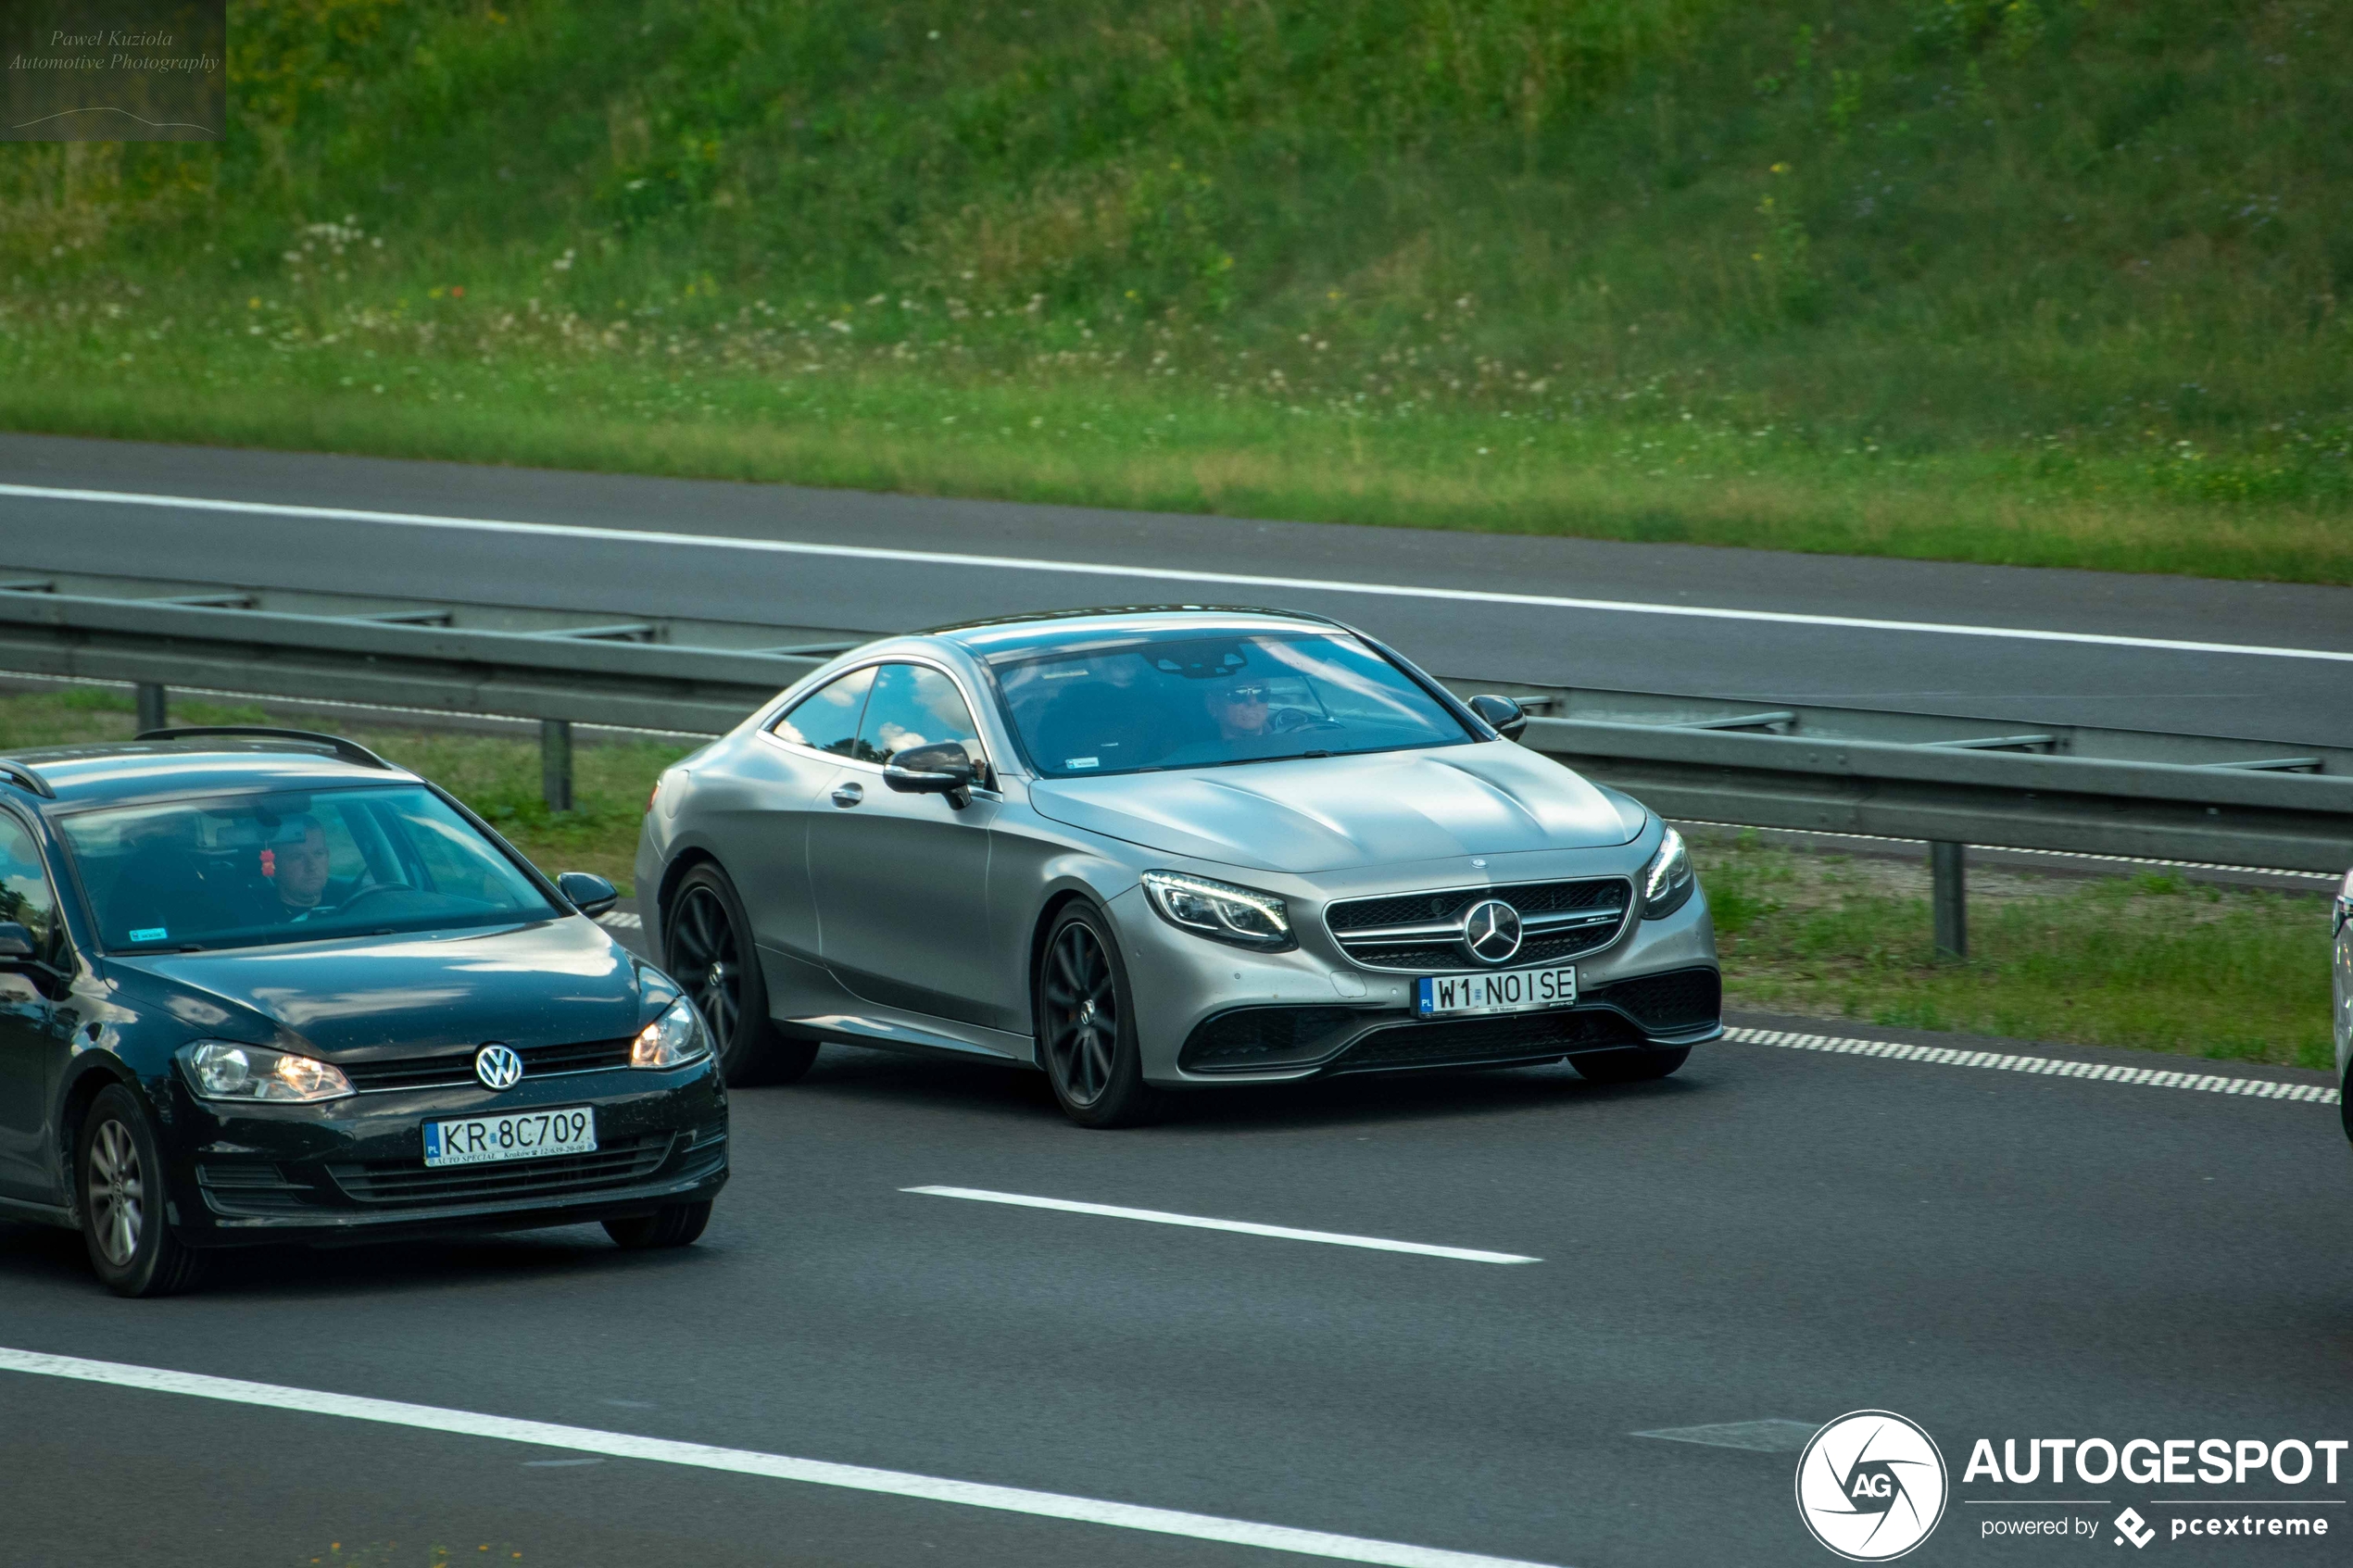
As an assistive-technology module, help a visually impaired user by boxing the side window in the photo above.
[855,664,986,770]
[770,666,875,757]
[0,813,64,966]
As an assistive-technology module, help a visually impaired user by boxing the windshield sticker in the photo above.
[1042,668,1090,680]
[128,927,168,942]
[1064,757,1101,769]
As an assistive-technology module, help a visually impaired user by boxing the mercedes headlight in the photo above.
[178,1041,354,1102]
[1640,826,1696,920]
[1139,870,1294,951]
[632,997,712,1069]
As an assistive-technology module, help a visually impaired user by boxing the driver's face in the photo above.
[274,825,331,908]
[1208,683,1271,737]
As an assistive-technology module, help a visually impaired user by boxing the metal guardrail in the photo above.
[3,575,2348,958]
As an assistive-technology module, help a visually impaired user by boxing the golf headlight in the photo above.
[1640,826,1695,920]
[1140,870,1294,951]
[632,997,711,1069]
[178,1040,354,1102]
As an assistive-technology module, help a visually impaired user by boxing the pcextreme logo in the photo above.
[1795,1411,1951,1562]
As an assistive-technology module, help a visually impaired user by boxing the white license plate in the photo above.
[422,1107,597,1168]
[1416,966,1578,1018]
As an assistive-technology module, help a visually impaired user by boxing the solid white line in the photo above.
[904,1185,1541,1263]
[0,1347,1565,1568]
[1724,1026,2342,1105]
[6,482,2349,664]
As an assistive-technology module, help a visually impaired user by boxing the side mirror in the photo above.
[884,743,979,806]
[1467,694,1529,742]
[557,872,619,920]
[0,921,33,961]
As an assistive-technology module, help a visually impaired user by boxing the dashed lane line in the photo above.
[904,1185,1542,1264]
[7,482,2353,664]
[0,1347,1567,1568]
[1725,1026,2342,1105]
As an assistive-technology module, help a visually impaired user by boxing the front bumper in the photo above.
[1113,846,1720,1086]
[161,1060,727,1249]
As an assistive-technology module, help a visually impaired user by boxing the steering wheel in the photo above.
[1267,708,1342,734]
[316,881,418,916]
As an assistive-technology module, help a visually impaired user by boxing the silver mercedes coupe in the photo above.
[635,608,1719,1126]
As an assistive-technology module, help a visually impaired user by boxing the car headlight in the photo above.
[1139,870,1294,951]
[1640,826,1695,920]
[178,1040,354,1102]
[632,997,712,1069]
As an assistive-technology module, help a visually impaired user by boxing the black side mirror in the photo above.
[0,921,33,961]
[556,872,619,919]
[884,742,979,807]
[1467,694,1529,742]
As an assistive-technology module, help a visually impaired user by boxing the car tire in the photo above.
[77,1083,206,1298]
[604,1200,712,1250]
[1571,1046,1692,1084]
[1036,901,1162,1129]
[665,863,818,1086]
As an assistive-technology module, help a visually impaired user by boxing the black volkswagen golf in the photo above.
[0,728,726,1296]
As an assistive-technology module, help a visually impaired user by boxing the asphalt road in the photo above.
[5,432,2353,746]
[2,1014,2346,1568]
[3,434,2350,1565]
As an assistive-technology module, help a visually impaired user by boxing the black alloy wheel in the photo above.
[1571,1045,1692,1084]
[1037,903,1160,1128]
[665,863,816,1086]
[77,1083,205,1298]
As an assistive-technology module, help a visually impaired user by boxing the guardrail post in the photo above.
[134,683,168,733]
[1930,841,1968,960]
[541,720,573,813]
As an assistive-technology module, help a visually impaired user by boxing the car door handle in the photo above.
[830,782,864,808]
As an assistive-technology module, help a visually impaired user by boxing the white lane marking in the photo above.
[597,910,644,931]
[904,1185,1541,1264]
[1725,1026,2342,1104]
[1634,1420,1821,1454]
[0,1347,1564,1568]
[6,482,2349,664]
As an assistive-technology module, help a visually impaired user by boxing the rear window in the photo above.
[58,784,559,953]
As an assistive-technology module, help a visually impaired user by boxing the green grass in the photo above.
[0,687,686,891]
[1701,833,2336,1069]
[4,0,2350,581]
[2,692,2333,1067]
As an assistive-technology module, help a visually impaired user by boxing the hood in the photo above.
[1027,743,1642,874]
[104,917,643,1058]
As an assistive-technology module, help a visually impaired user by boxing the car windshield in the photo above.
[57,784,560,953]
[988,629,1474,778]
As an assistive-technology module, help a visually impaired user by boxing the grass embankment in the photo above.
[1705,834,2334,1069]
[3,0,2349,581]
[3,691,2331,1067]
[0,688,686,891]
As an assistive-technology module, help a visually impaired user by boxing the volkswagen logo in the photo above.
[1461,898,1523,964]
[474,1043,523,1091]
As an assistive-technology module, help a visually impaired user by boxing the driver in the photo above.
[1205,679,1275,740]
[259,815,334,921]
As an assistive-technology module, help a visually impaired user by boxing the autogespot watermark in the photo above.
[1795,1415,2348,1557]
[2,0,224,142]
[1796,1411,1952,1561]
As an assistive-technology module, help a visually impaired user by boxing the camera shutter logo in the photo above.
[474,1043,523,1091]
[1794,1410,1948,1561]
